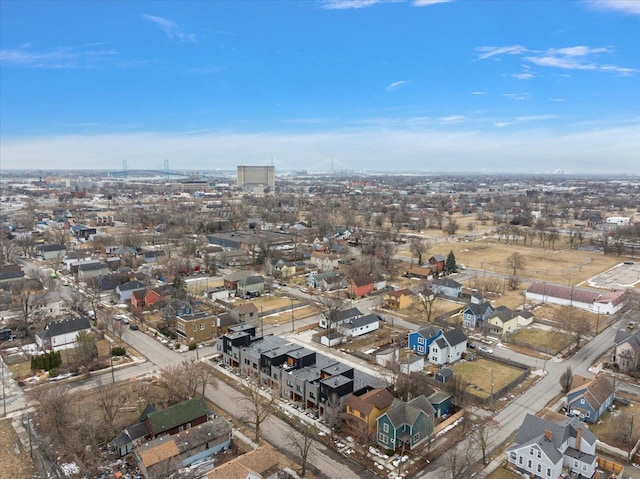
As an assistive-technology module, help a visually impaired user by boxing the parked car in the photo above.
[129,324,139,331]
[478,345,493,354]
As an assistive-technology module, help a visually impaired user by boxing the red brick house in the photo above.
[131,289,163,310]
[428,254,446,273]
[348,277,375,298]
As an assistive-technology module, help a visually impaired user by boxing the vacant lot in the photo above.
[0,419,38,478]
[588,403,640,450]
[261,304,319,325]
[452,358,524,399]
[509,327,573,355]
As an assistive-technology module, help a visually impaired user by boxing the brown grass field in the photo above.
[509,327,573,354]
[486,467,522,479]
[588,403,640,449]
[0,419,38,478]
[451,358,524,399]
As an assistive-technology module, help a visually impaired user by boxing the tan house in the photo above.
[344,387,395,437]
[175,311,216,344]
[384,288,416,310]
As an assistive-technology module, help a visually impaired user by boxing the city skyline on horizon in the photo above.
[1,0,639,174]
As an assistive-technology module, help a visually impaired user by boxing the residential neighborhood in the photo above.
[1,169,640,479]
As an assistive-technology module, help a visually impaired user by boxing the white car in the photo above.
[478,345,493,354]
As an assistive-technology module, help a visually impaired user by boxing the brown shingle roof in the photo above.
[137,439,179,468]
[206,445,283,479]
[346,387,394,416]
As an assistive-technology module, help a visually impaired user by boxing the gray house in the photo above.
[431,278,463,298]
[236,275,264,297]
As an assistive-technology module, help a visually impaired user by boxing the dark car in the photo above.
[129,324,139,331]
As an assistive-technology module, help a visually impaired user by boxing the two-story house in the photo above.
[384,288,416,310]
[236,275,264,298]
[347,277,375,298]
[566,375,615,424]
[376,396,436,452]
[176,311,216,344]
[428,328,467,365]
[506,414,597,479]
[611,328,640,374]
[462,301,494,330]
[486,307,533,335]
[344,387,395,438]
[408,326,443,355]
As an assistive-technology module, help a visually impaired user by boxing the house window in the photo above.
[309,392,315,399]
[200,324,205,330]
[547,468,551,477]
[413,433,420,443]
[193,325,197,332]
[418,346,424,353]
[574,460,578,468]
[537,450,541,459]
[518,457,523,465]
[527,460,532,468]
[378,433,388,444]
[418,337,425,344]
[537,464,541,473]
[529,448,534,455]
[359,412,365,419]
[582,464,587,471]
[383,423,389,433]
[296,385,302,393]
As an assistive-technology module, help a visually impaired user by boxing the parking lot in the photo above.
[584,261,640,289]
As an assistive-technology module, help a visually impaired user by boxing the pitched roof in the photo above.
[384,395,435,429]
[117,280,147,292]
[432,278,462,289]
[137,439,179,468]
[335,307,362,322]
[206,445,283,479]
[569,375,614,410]
[346,388,395,416]
[41,317,91,338]
[345,314,380,329]
[413,325,442,339]
[146,397,208,435]
[443,328,467,347]
[526,282,600,304]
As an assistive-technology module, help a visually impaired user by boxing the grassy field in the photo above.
[509,327,573,354]
[0,419,38,478]
[451,358,524,399]
[261,304,319,325]
[8,360,32,381]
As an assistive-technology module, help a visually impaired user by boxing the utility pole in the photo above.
[489,368,494,412]
[1,359,6,417]
[629,413,635,463]
[110,355,115,384]
[291,299,295,333]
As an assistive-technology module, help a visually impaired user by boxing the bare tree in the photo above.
[507,275,521,291]
[238,377,274,443]
[324,393,342,440]
[443,442,472,479]
[158,359,212,403]
[318,296,346,342]
[471,418,499,464]
[446,375,470,410]
[409,239,431,266]
[559,366,573,394]
[506,252,525,276]
[94,380,122,437]
[11,280,46,335]
[28,383,73,449]
[563,306,590,349]
[75,330,97,373]
[287,424,315,478]
[416,282,440,323]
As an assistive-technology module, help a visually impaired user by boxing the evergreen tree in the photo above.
[445,250,457,274]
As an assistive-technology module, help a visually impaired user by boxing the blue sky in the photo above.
[1,0,639,173]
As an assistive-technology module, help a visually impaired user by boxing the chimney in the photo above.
[544,430,553,442]
[576,427,582,450]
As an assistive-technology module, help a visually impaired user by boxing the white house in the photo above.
[342,314,380,338]
[35,317,92,351]
[525,282,626,315]
[428,328,467,365]
[318,307,362,329]
[507,414,597,479]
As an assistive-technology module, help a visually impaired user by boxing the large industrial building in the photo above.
[236,165,275,193]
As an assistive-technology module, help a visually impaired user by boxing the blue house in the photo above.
[567,375,615,424]
[462,302,494,329]
[431,278,462,298]
[408,326,443,355]
[376,396,436,452]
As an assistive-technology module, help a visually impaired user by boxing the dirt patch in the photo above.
[588,402,640,450]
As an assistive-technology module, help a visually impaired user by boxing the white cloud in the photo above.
[546,46,610,57]
[503,93,531,101]
[589,0,640,15]
[474,45,528,61]
[413,0,451,6]
[141,14,197,43]
[471,91,486,95]
[0,43,117,68]
[512,72,534,80]
[550,98,566,102]
[438,115,466,124]
[3,125,638,174]
[386,80,410,91]
[320,0,385,9]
